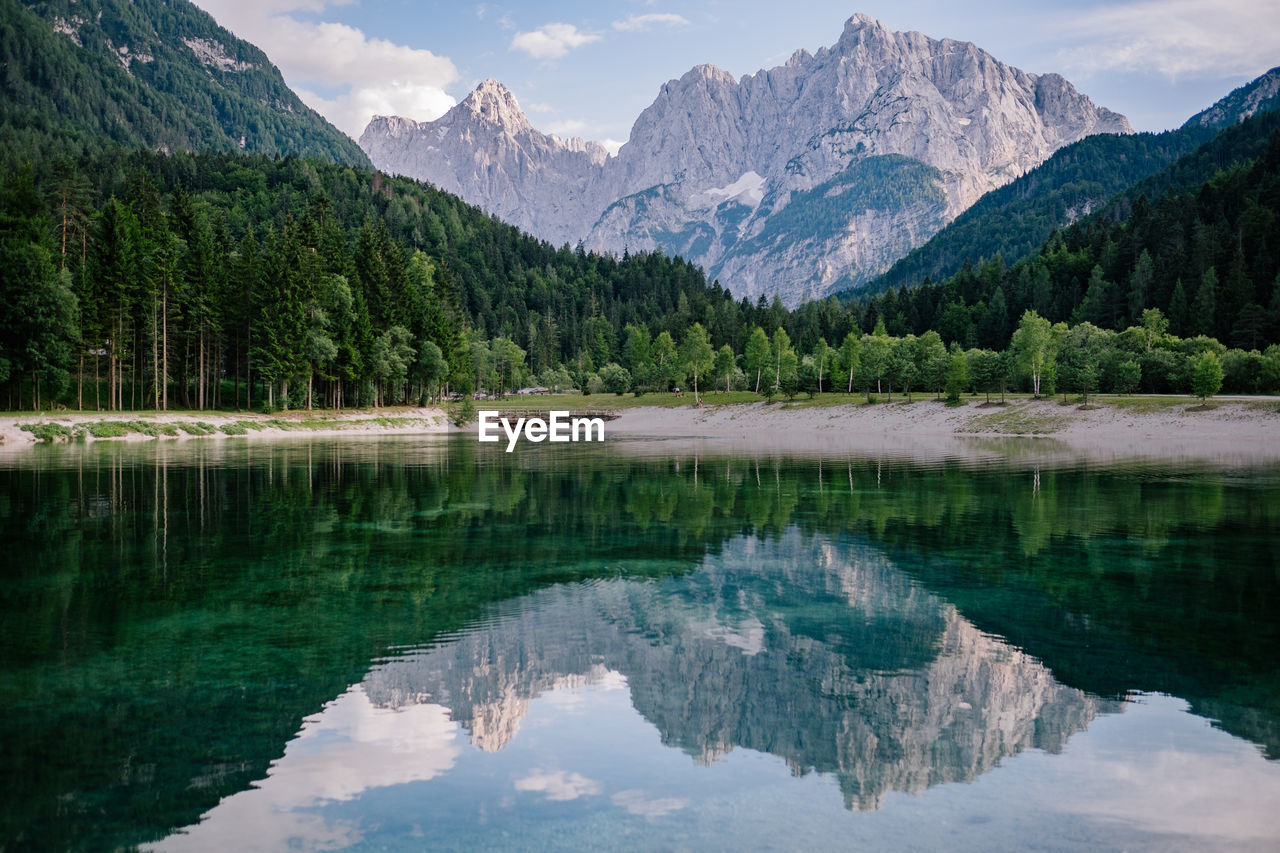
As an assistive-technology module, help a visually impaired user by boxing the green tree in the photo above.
[652,331,680,391]
[714,344,735,394]
[1113,359,1141,394]
[944,351,970,403]
[838,332,862,393]
[1189,350,1224,402]
[915,330,949,399]
[370,326,415,406]
[621,324,652,391]
[745,326,770,394]
[1010,310,1055,397]
[599,362,632,395]
[811,337,831,393]
[968,349,1003,403]
[680,322,715,403]
[770,327,798,397]
[888,335,920,401]
[416,341,448,403]
[860,325,892,400]
[1193,267,1218,337]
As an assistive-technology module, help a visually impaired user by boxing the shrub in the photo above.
[19,423,73,442]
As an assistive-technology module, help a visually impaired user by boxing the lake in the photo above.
[2,436,1279,851]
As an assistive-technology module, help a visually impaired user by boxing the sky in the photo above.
[191,1,1280,151]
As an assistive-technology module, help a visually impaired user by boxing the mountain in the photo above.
[360,14,1129,306]
[360,79,608,243]
[0,0,369,167]
[844,106,1280,354]
[859,66,1280,298]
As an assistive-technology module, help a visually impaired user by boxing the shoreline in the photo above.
[4,397,1280,464]
[605,398,1280,465]
[0,407,451,450]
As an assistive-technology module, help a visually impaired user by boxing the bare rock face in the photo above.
[360,15,1130,305]
[359,79,609,246]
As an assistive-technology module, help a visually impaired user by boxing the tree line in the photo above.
[2,140,1279,412]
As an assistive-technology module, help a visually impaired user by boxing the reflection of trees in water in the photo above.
[1,439,1277,848]
[364,532,1111,811]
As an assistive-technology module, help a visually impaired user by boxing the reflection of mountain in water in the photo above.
[365,531,1116,810]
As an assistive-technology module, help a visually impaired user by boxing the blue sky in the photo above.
[192,1,1280,147]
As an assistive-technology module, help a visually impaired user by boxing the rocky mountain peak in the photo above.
[841,11,890,39]
[459,78,531,131]
[686,63,738,86]
[360,14,1131,305]
[1184,66,1280,129]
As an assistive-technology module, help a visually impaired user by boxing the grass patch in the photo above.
[963,409,1068,435]
[219,423,248,435]
[80,421,132,438]
[19,422,74,442]
[176,421,217,435]
[1185,403,1219,413]
[236,420,267,431]
[1105,396,1193,413]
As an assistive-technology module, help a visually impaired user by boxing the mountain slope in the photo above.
[858,67,1280,297]
[360,80,607,245]
[0,0,369,167]
[361,14,1129,306]
[848,105,1280,354]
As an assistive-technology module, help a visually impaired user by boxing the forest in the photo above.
[2,123,1280,412]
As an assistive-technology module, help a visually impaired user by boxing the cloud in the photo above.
[156,685,462,851]
[509,23,600,60]
[544,119,588,137]
[192,1,458,136]
[513,770,603,801]
[296,83,457,140]
[611,789,689,819]
[612,13,690,32]
[1054,0,1280,79]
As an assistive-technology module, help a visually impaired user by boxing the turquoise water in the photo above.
[2,436,1279,850]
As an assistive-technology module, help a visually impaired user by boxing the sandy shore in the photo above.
[0,407,450,450]
[606,398,1280,465]
[5,398,1279,464]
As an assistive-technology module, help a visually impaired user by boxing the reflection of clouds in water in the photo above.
[152,685,461,852]
[1045,694,1280,843]
[611,789,689,818]
[542,672,628,712]
[514,770,603,801]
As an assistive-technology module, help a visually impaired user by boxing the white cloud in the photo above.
[612,13,690,32]
[611,789,689,818]
[513,770,603,801]
[154,685,462,851]
[1055,0,1280,79]
[296,83,457,140]
[600,138,625,157]
[192,1,458,136]
[509,23,600,60]
[544,118,588,137]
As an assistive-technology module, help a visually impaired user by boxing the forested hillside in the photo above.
[852,118,1280,353]
[3,133,1279,414]
[0,148,763,410]
[0,0,368,167]
[3,40,1280,413]
[859,67,1280,297]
